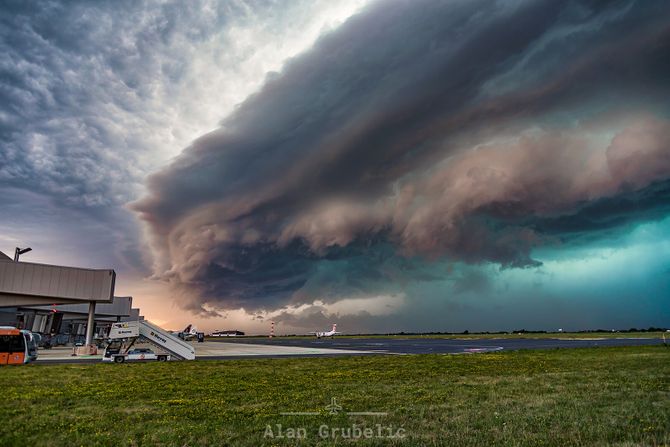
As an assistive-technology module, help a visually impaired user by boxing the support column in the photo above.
[85,301,96,346]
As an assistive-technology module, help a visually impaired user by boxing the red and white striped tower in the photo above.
[270,321,275,339]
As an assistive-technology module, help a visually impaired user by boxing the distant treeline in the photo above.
[507,328,669,334]
[389,327,669,335]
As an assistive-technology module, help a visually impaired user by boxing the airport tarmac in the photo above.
[34,341,376,364]
[34,336,665,364]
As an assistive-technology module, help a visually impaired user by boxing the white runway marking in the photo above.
[462,346,504,353]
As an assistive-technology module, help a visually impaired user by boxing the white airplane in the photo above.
[171,324,198,341]
[311,324,341,338]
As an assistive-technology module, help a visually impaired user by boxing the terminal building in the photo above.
[0,249,141,346]
[0,296,143,344]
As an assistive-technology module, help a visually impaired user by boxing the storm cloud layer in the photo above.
[132,0,670,314]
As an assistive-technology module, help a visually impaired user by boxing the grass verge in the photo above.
[1,346,669,446]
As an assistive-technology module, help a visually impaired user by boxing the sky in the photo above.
[1,0,669,334]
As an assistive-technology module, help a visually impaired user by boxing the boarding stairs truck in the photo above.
[103,320,196,363]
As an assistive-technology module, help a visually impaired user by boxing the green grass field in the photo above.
[2,346,669,446]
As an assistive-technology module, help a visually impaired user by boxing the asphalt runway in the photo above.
[211,336,665,355]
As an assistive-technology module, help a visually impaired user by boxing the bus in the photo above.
[0,326,34,365]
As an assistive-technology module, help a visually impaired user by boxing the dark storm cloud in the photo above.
[528,179,670,241]
[134,0,670,313]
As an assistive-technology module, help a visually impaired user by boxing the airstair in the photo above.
[107,320,196,360]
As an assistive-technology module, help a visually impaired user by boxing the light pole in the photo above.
[14,247,32,262]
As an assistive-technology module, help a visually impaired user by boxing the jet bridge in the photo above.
[107,320,196,360]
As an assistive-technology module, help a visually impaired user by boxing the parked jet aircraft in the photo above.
[171,324,198,341]
[311,324,341,338]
